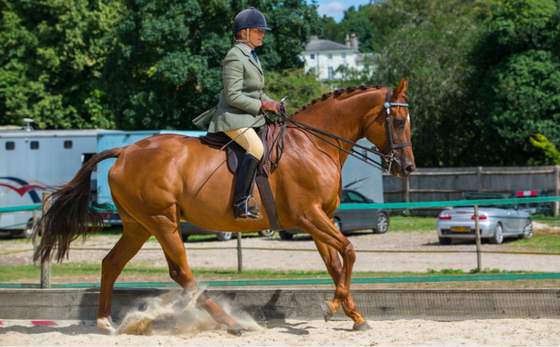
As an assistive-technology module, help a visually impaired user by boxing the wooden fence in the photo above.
[383,166,560,216]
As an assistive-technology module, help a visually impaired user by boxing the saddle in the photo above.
[200,126,283,230]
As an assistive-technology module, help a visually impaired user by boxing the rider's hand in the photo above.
[261,100,281,114]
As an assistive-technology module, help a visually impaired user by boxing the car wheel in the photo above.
[278,230,293,240]
[216,231,233,241]
[373,213,389,234]
[438,237,452,245]
[519,220,533,240]
[489,223,504,244]
[258,230,275,237]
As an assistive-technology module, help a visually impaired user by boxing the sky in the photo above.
[307,0,372,22]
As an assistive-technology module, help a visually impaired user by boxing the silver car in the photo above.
[436,204,533,245]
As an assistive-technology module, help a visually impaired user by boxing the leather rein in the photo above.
[275,87,411,173]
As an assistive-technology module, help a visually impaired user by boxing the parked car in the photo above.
[436,203,533,245]
[515,189,554,215]
[101,212,273,241]
[277,189,390,240]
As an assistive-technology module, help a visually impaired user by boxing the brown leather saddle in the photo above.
[200,126,282,230]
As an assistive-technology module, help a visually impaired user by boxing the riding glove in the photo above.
[261,100,281,114]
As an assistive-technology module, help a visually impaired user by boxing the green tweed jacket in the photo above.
[194,44,273,133]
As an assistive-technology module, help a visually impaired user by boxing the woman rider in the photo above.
[194,8,283,220]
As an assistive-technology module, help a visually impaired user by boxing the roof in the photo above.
[304,39,356,52]
[0,129,115,138]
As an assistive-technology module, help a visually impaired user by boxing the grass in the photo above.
[530,214,560,228]
[510,234,560,253]
[0,261,552,284]
[388,215,437,233]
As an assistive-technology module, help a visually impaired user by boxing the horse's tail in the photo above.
[33,147,125,264]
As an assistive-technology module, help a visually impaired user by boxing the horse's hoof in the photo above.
[321,301,335,322]
[353,322,372,331]
[97,317,117,334]
[227,323,248,336]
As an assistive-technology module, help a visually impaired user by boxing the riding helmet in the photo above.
[232,7,271,35]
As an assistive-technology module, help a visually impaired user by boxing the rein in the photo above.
[276,87,411,172]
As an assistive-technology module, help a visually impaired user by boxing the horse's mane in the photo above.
[291,84,387,117]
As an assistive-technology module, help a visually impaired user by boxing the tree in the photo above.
[101,0,323,130]
[0,0,120,129]
[369,0,479,167]
[470,0,560,166]
[264,69,332,115]
[321,5,376,52]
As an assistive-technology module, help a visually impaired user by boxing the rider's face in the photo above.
[244,28,265,48]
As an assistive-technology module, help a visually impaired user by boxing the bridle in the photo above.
[363,87,412,172]
[274,87,412,173]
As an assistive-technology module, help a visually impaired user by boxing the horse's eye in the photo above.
[394,118,405,128]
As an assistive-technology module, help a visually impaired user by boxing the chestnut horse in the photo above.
[34,78,415,334]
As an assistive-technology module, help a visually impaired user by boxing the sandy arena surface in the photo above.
[1,318,559,346]
[1,225,559,346]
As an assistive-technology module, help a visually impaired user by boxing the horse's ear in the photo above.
[393,78,409,99]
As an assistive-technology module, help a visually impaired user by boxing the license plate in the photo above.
[451,226,471,232]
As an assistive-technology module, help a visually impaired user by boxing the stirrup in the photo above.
[233,197,260,220]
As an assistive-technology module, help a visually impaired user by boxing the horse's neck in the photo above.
[290,92,374,146]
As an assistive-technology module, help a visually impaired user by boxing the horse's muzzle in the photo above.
[391,157,416,178]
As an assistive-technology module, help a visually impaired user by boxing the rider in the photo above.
[194,7,282,220]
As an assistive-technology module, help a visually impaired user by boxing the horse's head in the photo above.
[364,78,416,177]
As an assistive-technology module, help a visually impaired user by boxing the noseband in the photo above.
[363,87,412,172]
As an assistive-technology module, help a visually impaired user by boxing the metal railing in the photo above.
[1,195,559,289]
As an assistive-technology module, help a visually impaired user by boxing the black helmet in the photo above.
[232,7,271,35]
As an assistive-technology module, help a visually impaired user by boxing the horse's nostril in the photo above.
[405,164,415,173]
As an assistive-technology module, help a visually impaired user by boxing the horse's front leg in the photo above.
[312,236,371,331]
[298,207,356,323]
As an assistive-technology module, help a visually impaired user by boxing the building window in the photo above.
[327,53,333,60]
[64,140,73,149]
[30,141,39,150]
[6,141,15,150]
[310,54,315,60]
[341,53,346,59]
[328,67,334,79]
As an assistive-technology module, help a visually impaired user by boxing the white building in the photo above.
[301,34,376,80]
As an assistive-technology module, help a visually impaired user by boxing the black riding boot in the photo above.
[233,153,261,220]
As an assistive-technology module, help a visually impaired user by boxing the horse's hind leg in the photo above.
[97,219,152,333]
[140,205,247,335]
[313,237,371,331]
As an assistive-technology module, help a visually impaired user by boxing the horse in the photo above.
[33,77,415,335]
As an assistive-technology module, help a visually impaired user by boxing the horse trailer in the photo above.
[0,128,99,237]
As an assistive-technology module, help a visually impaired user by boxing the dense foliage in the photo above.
[369,0,480,167]
[0,0,323,130]
[322,5,376,53]
[470,0,560,166]
[0,0,120,129]
[101,0,323,130]
[1,0,559,167]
